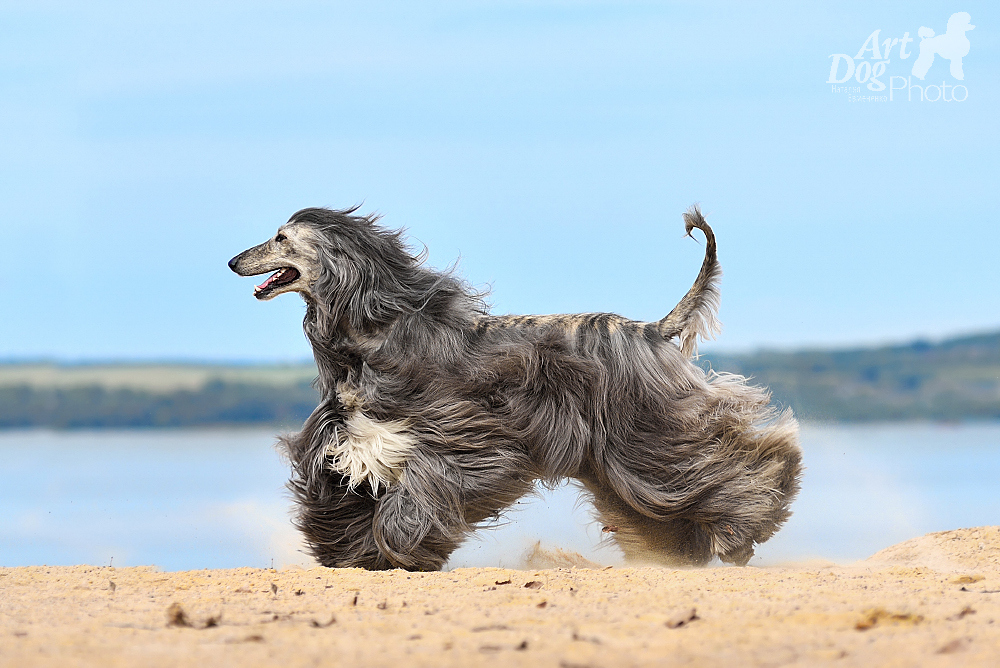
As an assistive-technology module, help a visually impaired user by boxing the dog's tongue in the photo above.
[256,270,283,291]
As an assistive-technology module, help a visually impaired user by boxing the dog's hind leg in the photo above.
[583,402,801,566]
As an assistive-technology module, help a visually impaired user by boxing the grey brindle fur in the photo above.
[228,205,802,570]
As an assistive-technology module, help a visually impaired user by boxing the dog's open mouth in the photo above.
[254,267,300,298]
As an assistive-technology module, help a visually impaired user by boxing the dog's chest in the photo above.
[326,384,415,493]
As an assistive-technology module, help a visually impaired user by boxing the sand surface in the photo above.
[2,527,1000,667]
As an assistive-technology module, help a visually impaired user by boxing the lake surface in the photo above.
[2,423,998,570]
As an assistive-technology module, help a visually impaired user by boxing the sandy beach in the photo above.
[2,526,999,667]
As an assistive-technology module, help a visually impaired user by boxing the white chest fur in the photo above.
[326,384,416,493]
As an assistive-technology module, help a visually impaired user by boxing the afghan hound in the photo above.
[228,205,802,570]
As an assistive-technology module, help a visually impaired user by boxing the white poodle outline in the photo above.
[912,12,975,80]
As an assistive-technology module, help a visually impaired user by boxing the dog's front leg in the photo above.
[950,56,966,80]
[291,474,394,570]
[372,486,457,571]
[371,451,470,571]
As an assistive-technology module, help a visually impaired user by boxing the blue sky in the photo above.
[1,1,997,361]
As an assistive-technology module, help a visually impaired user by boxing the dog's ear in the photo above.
[311,244,365,332]
[309,222,415,334]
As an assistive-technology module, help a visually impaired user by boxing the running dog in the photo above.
[228,205,802,570]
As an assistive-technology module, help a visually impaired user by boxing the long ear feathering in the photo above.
[656,204,722,358]
[298,208,386,337]
[299,207,489,338]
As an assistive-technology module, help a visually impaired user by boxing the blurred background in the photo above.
[2,1,998,570]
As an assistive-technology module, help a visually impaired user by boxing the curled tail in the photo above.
[656,205,722,358]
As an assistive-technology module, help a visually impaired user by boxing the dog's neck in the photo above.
[303,304,364,384]
[302,292,486,399]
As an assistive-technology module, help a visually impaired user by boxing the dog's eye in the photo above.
[275,233,286,242]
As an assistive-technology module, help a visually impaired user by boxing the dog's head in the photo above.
[947,12,974,34]
[228,219,322,301]
[230,207,441,333]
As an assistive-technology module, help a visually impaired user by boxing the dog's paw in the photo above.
[719,543,754,567]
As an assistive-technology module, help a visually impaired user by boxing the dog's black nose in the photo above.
[228,255,239,272]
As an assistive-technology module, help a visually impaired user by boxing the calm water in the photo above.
[2,423,998,570]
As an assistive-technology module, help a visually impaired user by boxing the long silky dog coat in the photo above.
[229,206,802,570]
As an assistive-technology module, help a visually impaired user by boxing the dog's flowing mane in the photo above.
[291,206,491,397]
[292,206,487,339]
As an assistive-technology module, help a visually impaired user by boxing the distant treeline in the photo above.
[703,331,1000,422]
[1,330,999,428]
[0,380,319,429]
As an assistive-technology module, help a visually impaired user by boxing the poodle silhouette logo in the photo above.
[827,12,974,103]
[912,12,975,81]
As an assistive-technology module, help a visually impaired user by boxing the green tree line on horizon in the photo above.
[0,380,318,429]
[702,330,1000,422]
[1,331,998,428]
